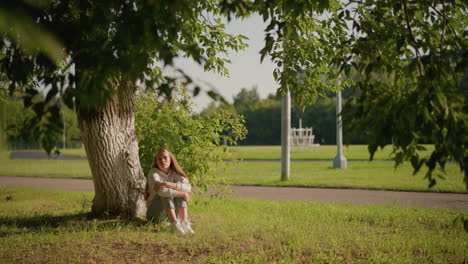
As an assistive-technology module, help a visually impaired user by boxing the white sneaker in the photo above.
[181,220,194,234]
[170,221,186,234]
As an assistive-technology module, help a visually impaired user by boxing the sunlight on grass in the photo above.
[14,144,436,160]
[60,148,87,158]
[0,151,91,179]
[230,144,434,160]
[216,161,467,193]
[0,187,466,263]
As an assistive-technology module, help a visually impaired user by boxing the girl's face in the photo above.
[157,151,171,173]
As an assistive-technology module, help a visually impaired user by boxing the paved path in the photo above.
[10,152,87,160]
[1,176,467,210]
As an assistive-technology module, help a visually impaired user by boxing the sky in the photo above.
[172,14,278,112]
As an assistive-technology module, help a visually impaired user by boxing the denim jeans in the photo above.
[146,196,187,223]
[162,197,187,210]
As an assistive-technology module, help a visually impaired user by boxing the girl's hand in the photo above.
[182,192,191,203]
[154,181,166,192]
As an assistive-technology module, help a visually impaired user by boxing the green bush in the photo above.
[135,87,247,192]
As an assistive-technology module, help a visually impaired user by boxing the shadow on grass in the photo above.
[0,212,156,237]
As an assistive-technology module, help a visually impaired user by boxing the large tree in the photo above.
[0,0,251,219]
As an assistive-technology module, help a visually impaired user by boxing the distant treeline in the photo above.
[200,86,367,145]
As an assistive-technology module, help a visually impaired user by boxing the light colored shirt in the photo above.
[147,168,191,202]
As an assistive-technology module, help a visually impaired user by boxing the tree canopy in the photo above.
[1,0,250,152]
[333,1,467,188]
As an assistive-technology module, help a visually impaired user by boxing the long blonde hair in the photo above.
[145,148,187,200]
[151,148,187,178]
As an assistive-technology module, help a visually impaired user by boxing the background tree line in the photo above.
[201,86,366,145]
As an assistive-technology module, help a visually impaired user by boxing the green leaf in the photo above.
[428,179,436,189]
[193,86,201,96]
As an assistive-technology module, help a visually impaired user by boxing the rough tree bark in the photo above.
[77,80,147,219]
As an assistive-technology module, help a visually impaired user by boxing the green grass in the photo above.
[0,152,91,179]
[230,145,434,160]
[22,144,435,160]
[217,161,467,193]
[61,148,87,158]
[0,187,466,264]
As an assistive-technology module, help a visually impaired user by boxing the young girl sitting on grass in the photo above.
[146,148,194,234]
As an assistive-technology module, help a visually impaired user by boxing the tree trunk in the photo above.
[77,80,147,219]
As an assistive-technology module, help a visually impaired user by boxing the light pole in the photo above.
[333,91,347,168]
[281,90,291,180]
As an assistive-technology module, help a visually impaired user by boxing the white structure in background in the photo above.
[290,118,320,150]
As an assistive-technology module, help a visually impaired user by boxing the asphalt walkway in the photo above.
[1,176,467,210]
[10,151,87,160]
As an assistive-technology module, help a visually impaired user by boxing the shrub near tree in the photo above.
[136,88,246,193]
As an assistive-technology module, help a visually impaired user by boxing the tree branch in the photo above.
[428,1,448,54]
[403,0,424,77]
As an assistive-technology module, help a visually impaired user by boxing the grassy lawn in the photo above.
[0,187,466,264]
[230,145,434,160]
[217,161,467,193]
[0,152,91,179]
[37,144,435,160]
[61,148,88,158]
